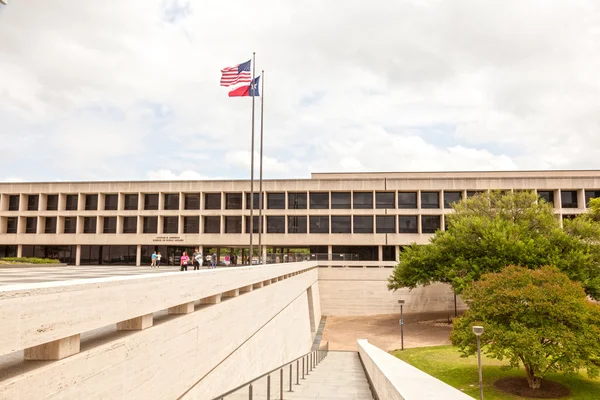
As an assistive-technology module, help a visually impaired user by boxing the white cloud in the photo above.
[146,169,209,181]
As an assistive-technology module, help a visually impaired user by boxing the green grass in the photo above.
[0,257,60,265]
[391,345,600,399]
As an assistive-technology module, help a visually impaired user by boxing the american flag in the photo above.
[220,59,252,87]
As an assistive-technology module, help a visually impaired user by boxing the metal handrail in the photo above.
[212,341,330,400]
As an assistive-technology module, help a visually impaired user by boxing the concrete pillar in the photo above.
[262,246,267,264]
[24,334,80,361]
[263,279,272,286]
[136,245,142,266]
[75,245,81,266]
[17,244,22,258]
[378,245,383,262]
[117,314,153,331]
[395,245,400,262]
[327,245,332,261]
[223,288,239,298]
[168,301,194,315]
[253,281,264,289]
[240,285,253,293]
[200,294,222,304]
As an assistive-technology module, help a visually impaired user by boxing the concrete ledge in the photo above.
[0,263,68,269]
[357,339,472,400]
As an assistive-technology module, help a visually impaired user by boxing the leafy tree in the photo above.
[387,190,600,299]
[451,265,600,390]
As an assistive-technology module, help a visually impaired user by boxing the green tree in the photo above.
[387,191,600,299]
[451,265,600,390]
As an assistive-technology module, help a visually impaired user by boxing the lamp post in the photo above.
[398,300,405,350]
[472,326,484,400]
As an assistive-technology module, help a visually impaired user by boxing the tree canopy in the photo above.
[451,265,600,390]
[388,191,600,299]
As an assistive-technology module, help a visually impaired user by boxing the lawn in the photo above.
[391,345,600,399]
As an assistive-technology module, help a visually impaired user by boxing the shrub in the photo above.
[0,257,60,264]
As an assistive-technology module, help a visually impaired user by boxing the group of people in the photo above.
[150,251,162,268]
[150,249,241,270]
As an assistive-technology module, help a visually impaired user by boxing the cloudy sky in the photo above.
[1,0,600,182]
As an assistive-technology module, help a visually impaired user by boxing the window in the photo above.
[267,193,286,209]
[585,190,600,207]
[46,194,59,211]
[84,194,98,211]
[288,192,307,209]
[225,216,242,233]
[103,217,117,234]
[310,192,329,209]
[8,195,19,211]
[561,191,578,208]
[245,193,262,210]
[421,192,439,209]
[64,217,77,233]
[6,217,18,233]
[288,216,307,233]
[467,190,485,198]
[245,216,263,233]
[382,246,396,261]
[537,190,554,205]
[267,216,285,233]
[83,217,97,233]
[309,216,329,233]
[422,215,441,233]
[45,217,57,234]
[399,216,418,233]
[353,192,373,209]
[162,217,177,234]
[184,216,199,233]
[376,192,395,209]
[124,194,138,210]
[398,192,417,209]
[331,192,351,209]
[123,217,138,233]
[443,192,462,209]
[331,216,351,233]
[184,193,200,210]
[226,193,243,210]
[104,194,118,210]
[164,193,180,210]
[26,217,37,233]
[28,195,39,211]
[143,217,158,234]
[204,216,220,233]
[376,215,396,233]
[144,194,159,210]
[353,216,373,233]
[65,194,78,210]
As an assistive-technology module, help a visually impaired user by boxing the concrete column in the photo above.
[418,215,423,234]
[441,214,446,231]
[17,244,22,258]
[168,301,194,314]
[36,216,43,234]
[200,294,222,304]
[117,216,123,234]
[136,245,142,266]
[253,281,264,289]
[117,192,124,211]
[378,245,383,262]
[117,314,153,331]
[327,245,332,261]
[262,246,267,264]
[158,192,165,210]
[58,193,66,211]
[577,189,585,209]
[223,288,239,298]
[178,215,184,234]
[75,245,81,266]
[158,216,164,234]
[24,334,80,361]
[179,192,185,210]
[240,285,253,293]
[395,245,400,262]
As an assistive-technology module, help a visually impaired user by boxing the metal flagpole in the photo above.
[258,70,265,264]
[249,52,256,265]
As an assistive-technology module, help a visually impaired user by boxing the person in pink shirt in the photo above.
[180,252,190,271]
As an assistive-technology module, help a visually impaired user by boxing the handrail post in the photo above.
[280,368,283,400]
[267,374,271,400]
[306,355,309,375]
[296,359,299,384]
[310,353,313,371]
[249,383,253,400]
[302,358,305,379]
[289,364,293,392]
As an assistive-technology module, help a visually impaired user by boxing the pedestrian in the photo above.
[151,251,157,268]
[206,253,212,268]
[180,252,190,271]
[211,252,217,268]
[194,249,203,270]
[156,252,161,268]
[192,248,200,271]
[231,254,236,266]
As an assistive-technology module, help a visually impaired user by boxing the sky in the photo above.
[1,0,600,182]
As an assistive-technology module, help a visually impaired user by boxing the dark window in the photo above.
[124,194,138,210]
[143,217,158,234]
[103,217,117,233]
[45,217,57,234]
[288,192,307,209]
[267,216,285,233]
[84,194,98,210]
[331,216,351,233]
[65,194,78,211]
[310,192,329,209]
[164,193,180,210]
[46,194,59,211]
[267,193,286,209]
[561,191,578,209]
[245,216,263,233]
[467,190,485,198]
[376,192,395,209]
[162,217,177,234]
[376,215,395,233]
[184,216,199,233]
[8,195,20,211]
[225,216,242,233]
[382,246,396,261]
[144,194,159,210]
[64,217,77,233]
[399,216,418,233]
[225,193,243,210]
[353,216,373,233]
[537,190,554,206]
[562,214,577,221]
[184,193,200,210]
[331,192,351,209]
[6,217,17,233]
[585,190,600,207]
[28,195,39,211]
[245,193,263,210]
[288,216,307,233]
[123,217,137,233]
[421,192,439,209]
[398,192,417,209]
[309,216,329,233]
[83,217,97,233]
[443,191,462,209]
[26,217,37,233]
[104,194,118,210]
[353,192,373,209]
[422,215,441,233]
[204,216,220,233]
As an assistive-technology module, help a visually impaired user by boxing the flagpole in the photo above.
[249,52,256,265]
[258,70,265,264]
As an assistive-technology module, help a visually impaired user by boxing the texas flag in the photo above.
[228,76,260,97]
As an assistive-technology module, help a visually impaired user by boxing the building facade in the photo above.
[1,170,600,266]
